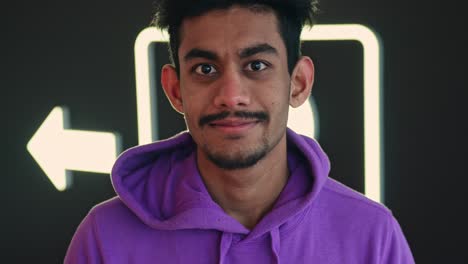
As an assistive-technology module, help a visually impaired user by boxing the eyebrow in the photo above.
[183,43,278,62]
[183,49,218,62]
[239,43,278,58]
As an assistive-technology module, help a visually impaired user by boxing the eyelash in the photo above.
[192,60,270,76]
[193,64,217,75]
[245,61,269,72]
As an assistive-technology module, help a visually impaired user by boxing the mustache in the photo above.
[199,111,269,127]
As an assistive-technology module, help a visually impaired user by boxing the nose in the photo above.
[213,69,250,108]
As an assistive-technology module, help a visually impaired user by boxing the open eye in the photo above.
[194,64,217,75]
[245,61,268,72]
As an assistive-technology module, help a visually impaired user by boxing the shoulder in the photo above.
[89,196,128,216]
[312,178,396,233]
[299,179,415,263]
[77,196,153,247]
[321,180,415,262]
[322,178,391,216]
[75,196,149,240]
[87,197,142,227]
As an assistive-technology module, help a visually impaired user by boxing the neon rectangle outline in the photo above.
[134,24,384,203]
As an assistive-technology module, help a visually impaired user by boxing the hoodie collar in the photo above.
[111,128,330,238]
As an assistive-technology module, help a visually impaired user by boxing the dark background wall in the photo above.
[2,0,466,262]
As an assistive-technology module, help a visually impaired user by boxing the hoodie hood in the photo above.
[67,129,415,264]
[111,128,330,239]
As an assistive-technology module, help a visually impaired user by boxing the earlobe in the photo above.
[289,56,315,108]
[161,64,184,114]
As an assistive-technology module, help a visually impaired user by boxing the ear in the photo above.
[289,56,315,108]
[161,64,184,114]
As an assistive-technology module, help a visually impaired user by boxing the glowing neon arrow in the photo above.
[27,106,121,191]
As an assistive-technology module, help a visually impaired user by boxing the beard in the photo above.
[201,136,270,170]
[194,110,287,170]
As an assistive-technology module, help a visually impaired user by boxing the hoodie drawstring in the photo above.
[219,230,280,263]
[270,227,281,264]
[219,232,233,264]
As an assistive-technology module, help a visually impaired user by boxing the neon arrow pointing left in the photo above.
[27,106,121,191]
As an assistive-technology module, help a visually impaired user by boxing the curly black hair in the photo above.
[151,0,320,75]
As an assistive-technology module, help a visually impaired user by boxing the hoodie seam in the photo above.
[322,182,392,217]
[245,205,310,244]
[280,205,311,241]
[89,209,105,262]
[380,215,395,263]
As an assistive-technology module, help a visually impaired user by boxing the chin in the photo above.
[202,132,270,167]
[205,147,269,170]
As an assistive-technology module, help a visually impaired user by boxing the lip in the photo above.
[208,118,260,134]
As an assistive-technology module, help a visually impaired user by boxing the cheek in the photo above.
[183,113,200,137]
[182,101,209,131]
[268,87,291,123]
[180,83,212,109]
[268,84,290,109]
[183,106,197,123]
[178,98,196,125]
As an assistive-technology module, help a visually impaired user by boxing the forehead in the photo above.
[178,6,285,59]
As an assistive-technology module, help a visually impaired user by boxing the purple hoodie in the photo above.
[65,129,414,263]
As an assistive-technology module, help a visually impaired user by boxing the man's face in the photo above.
[175,6,292,169]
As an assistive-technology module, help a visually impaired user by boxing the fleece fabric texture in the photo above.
[65,129,415,263]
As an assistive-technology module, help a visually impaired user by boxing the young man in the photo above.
[65,0,415,263]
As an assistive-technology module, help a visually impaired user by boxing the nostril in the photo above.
[214,95,250,109]
[212,72,251,108]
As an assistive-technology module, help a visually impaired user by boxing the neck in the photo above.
[197,135,289,230]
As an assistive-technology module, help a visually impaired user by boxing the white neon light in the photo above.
[301,25,383,203]
[287,98,318,139]
[27,106,121,191]
[134,28,169,145]
[134,24,383,203]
